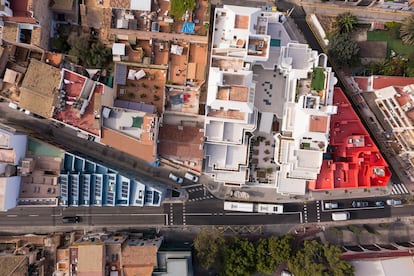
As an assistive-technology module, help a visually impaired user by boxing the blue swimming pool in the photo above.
[270,39,281,47]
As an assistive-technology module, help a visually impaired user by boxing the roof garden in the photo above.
[311,67,325,91]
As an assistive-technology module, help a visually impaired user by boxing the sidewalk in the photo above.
[206,179,393,204]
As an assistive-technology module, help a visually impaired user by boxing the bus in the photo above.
[224,201,254,212]
[257,203,284,214]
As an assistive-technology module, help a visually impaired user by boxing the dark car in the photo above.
[352,201,369,208]
[62,216,80,223]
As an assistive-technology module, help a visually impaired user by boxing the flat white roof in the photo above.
[351,257,414,276]
[277,165,307,195]
[130,0,151,11]
[259,112,273,133]
[112,43,126,56]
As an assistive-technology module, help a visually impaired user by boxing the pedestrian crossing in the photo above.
[188,195,214,202]
[391,183,410,195]
[187,187,204,193]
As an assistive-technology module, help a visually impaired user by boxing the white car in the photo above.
[184,172,199,183]
[324,202,338,209]
[8,102,19,109]
[386,199,402,206]
[169,172,183,184]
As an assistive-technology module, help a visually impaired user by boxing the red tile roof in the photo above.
[353,77,369,91]
[373,76,414,90]
[158,124,204,160]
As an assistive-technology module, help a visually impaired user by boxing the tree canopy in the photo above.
[222,237,256,276]
[334,12,358,34]
[287,240,354,276]
[194,231,352,276]
[256,238,276,274]
[67,33,112,68]
[194,228,225,270]
[400,16,414,45]
[170,0,195,19]
[328,32,359,66]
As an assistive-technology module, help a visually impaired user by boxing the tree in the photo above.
[268,234,294,264]
[400,15,414,45]
[52,35,70,53]
[256,238,276,274]
[334,12,357,34]
[68,32,89,64]
[170,0,195,19]
[222,237,256,276]
[323,243,354,276]
[84,42,112,68]
[287,240,354,276]
[328,33,359,66]
[193,228,225,270]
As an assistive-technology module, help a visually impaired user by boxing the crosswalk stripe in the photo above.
[394,185,403,194]
[399,184,409,194]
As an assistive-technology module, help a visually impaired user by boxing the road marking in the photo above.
[7,215,17,217]
[169,203,174,225]
[303,203,308,223]
[74,213,166,216]
[184,184,203,189]
[186,213,213,216]
[29,214,39,217]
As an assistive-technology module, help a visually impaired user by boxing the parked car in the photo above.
[352,201,369,208]
[8,102,19,110]
[168,172,184,184]
[324,202,338,209]
[62,216,80,223]
[184,172,199,183]
[332,212,350,221]
[375,201,385,207]
[386,199,402,206]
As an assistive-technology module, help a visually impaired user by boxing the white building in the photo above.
[0,123,27,211]
[203,5,337,195]
[374,83,414,177]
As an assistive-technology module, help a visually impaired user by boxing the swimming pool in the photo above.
[270,39,281,47]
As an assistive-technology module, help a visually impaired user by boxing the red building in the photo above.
[309,87,391,190]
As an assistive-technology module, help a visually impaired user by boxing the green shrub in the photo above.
[347,225,362,235]
[363,224,379,235]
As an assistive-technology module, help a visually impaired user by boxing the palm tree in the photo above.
[401,16,414,45]
[334,12,358,34]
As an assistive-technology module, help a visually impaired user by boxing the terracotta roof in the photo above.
[308,115,328,133]
[158,124,204,159]
[77,244,104,275]
[19,59,62,118]
[101,127,157,163]
[394,89,412,108]
[406,108,414,122]
[123,266,154,276]
[121,245,157,276]
[353,77,369,91]
[2,23,18,43]
[109,0,130,9]
[373,76,414,90]
[0,255,27,276]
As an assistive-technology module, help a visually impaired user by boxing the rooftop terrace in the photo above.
[52,70,102,136]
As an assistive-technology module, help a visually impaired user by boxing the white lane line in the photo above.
[7,215,18,217]
[186,213,213,216]
[29,214,39,217]
[75,213,166,216]
[184,184,203,189]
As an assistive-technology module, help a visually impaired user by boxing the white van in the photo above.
[184,172,199,183]
[8,102,18,110]
[331,212,350,221]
